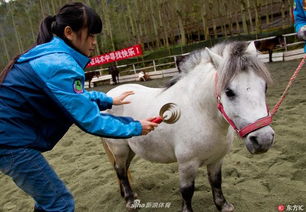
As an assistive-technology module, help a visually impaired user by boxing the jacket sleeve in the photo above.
[31,59,142,138]
[294,0,306,31]
[83,90,113,111]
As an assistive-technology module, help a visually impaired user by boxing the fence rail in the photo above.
[87,33,305,88]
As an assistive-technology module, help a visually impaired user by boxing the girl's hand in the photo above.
[113,91,134,105]
[139,118,159,135]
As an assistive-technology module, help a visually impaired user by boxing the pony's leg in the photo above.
[178,161,199,212]
[103,142,136,208]
[115,149,136,208]
[268,50,273,62]
[207,161,234,212]
[112,75,116,84]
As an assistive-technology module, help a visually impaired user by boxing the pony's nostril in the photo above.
[249,136,259,145]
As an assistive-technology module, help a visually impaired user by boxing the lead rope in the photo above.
[270,55,306,116]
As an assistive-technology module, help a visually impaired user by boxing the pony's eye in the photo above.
[225,88,236,98]
[265,84,268,93]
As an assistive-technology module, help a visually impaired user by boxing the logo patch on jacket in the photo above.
[73,79,83,93]
[304,0,306,10]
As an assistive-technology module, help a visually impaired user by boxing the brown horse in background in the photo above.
[108,65,119,84]
[254,35,284,62]
[85,71,100,88]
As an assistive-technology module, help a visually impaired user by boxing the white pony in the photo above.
[102,41,275,212]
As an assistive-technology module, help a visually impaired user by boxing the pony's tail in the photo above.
[102,141,116,167]
[101,141,133,183]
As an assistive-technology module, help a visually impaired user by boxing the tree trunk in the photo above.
[8,2,23,53]
[208,1,217,39]
[253,0,262,34]
[127,0,137,44]
[281,0,286,28]
[50,0,56,14]
[201,2,210,40]
[134,0,143,47]
[218,0,227,37]
[224,1,233,36]
[39,0,45,18]
[149,0,160,48]
[157,0,169,48]
[0,30,10,64]
[25,9,36,43]
[287,0,293,24]
[240,0,249,34]
[100,0,116,51]
[235,0,241,35]
[265,1,270,25]
[175,1,186,45]
[246,0,254,33]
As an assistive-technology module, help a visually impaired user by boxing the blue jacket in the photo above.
[294,0,306,52]
[0,37,142,152]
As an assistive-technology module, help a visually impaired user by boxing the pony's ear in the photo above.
[246,41,258,54]
[205,47,223,68]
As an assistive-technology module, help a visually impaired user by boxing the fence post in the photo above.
[284,36,288,52]
[153,60,157,72]
[132,64,137,74]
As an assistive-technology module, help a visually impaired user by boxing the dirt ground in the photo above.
[1,59,306,212]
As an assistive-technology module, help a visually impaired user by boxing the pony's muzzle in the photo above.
[245,126,275,154]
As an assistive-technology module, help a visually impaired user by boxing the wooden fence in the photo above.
[87,33,305,88]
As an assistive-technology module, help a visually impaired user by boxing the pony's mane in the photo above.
[165,41,272,90]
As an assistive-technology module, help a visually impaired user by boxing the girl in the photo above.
[0,2,157,212]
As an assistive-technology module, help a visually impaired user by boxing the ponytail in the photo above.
[0,55,20,83]
[36,15,56,45]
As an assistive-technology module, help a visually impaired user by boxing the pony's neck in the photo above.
[196,71,217,110]
[179,66,229,129]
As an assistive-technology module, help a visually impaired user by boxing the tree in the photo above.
[253,0,262,34]
[240,0,249,34]
[175,0,187,45]
[246,0,254,33]
[0,21,10,64]
[201,1,210,40]
[0,0,293,71]
[21,0,37,43]
[157,0,170,48]
[8,1,23,53]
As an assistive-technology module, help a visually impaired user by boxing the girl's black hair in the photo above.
[0,2,102,83]
[37,2,102,44]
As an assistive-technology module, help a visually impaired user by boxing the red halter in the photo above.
[214,73,272,137]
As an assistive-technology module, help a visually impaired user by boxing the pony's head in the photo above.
[206,41,275,154]
[276,35,285,47]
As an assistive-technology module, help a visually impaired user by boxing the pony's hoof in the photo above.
[124,194,138,210]
[221,202,234,212]
[126,200,138,211]
[126,199,143,211]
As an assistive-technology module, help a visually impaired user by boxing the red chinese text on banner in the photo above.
[86,44,143,68]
